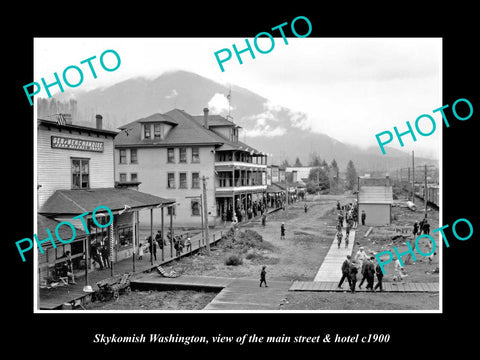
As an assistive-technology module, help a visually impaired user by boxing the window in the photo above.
[119,173,127,182]
[191,199,201,216]
[130,149,138,163]
[192,147,200,163]
[167,173,175,189]
[167,148,175,163]
[179,147,187,163]
[167,205,176,216]
[130,173,138,182]
[117,226,133,247]
[179,172,187,189]
[154,123,162,139]
[144,124,151,139]
[119,149,127,164]
[71,158,89,189]
[192,172,200,189]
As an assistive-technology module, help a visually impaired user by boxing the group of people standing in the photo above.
[90,238,110,270]
[138,230,192,260]
[338,247,384,293]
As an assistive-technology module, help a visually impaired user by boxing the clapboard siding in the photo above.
[37,126,115,209]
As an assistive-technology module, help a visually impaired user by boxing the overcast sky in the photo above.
[34,37,442,159]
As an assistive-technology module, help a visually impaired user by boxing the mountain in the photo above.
[37,70,438,174]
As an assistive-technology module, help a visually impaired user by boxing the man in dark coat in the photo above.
[365,256,376,291]
[374,258,384,292]
[338,255,352,289]
[349,260,359,293]
[413,221,419,237]
[361,210,366,226]
[148,235,157,261]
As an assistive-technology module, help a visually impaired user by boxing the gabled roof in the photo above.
[37,214,87,240]
[358,186,393,204]
[39,188,175,216]
[115,109,226,147]
[136,113,178,125]
[192,114,240,128]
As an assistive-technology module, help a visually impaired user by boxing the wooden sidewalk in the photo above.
[290,281,439,292]
[313,223,355,282]
[130,273,292,310]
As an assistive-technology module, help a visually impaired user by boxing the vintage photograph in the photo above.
[33,37,441,312]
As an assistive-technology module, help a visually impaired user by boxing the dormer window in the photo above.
[154,123,162,139]
[144,124,151,139]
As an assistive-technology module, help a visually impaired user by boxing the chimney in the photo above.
[96,114,103,130]
[203,108,209,129]
[63,113,72,125]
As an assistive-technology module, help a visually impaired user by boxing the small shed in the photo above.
[358,185,393,226]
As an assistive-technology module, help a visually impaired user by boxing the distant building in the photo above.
[357,176,393,226]
[114,108,268,227]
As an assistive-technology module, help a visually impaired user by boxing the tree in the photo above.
[280,159,290,168]
[331,159,339,178]
[308,152,322,167]
[293,157,303,167]
[345,160,358,191]
[307,166,330,192]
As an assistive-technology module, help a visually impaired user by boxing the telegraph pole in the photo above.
[412,151,415,203]
[424,164,428,217]
[202,176,211,255]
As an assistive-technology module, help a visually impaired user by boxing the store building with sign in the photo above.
[37,115,175,286]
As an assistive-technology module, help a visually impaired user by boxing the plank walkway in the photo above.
[290,281,439,292]
[204,279,292,310]
[130,273,292,310]
[131,273,233,289]
[313,223,355,282]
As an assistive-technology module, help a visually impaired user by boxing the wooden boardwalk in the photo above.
[131,272,233,290]
[204,279,292,310]
[290,281,439,292]
[314,224,355,282]
[130,273,292,310]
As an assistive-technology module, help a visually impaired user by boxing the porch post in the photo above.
[161,206,165,261]
[150,208,153,265]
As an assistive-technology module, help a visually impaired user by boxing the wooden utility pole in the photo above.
[284,170,288,214]
[424,164,428,217]
[202,176,211,255]
[412,151,415,203]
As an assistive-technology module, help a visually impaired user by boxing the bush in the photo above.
[225,254,243,266]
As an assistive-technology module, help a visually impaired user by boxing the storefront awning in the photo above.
[39,188,176,216]
[37,214,87,240]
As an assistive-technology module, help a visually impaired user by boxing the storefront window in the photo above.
[117,226,133,247]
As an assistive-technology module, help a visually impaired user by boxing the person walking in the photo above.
[374,258,384,292]
[355,247,368,269]
[280,222,286,240]
[422,219,431,235]
[361,210,366,226]
[90,242,104,270]
[345,222,351,249]
[338,255,352,289]
[261,213,266,227]
[259,265,268,287]
[304,202,308,213]
[148,235,157,261]
[137,242,144,260]
[336,229,343,249]
[358,258,368,289]
[393,257,408,283]
[413,221,419,237]
[100,243,110,269]
[155,230,164,250]
[349,260,359,293]
[365,256,376,291]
